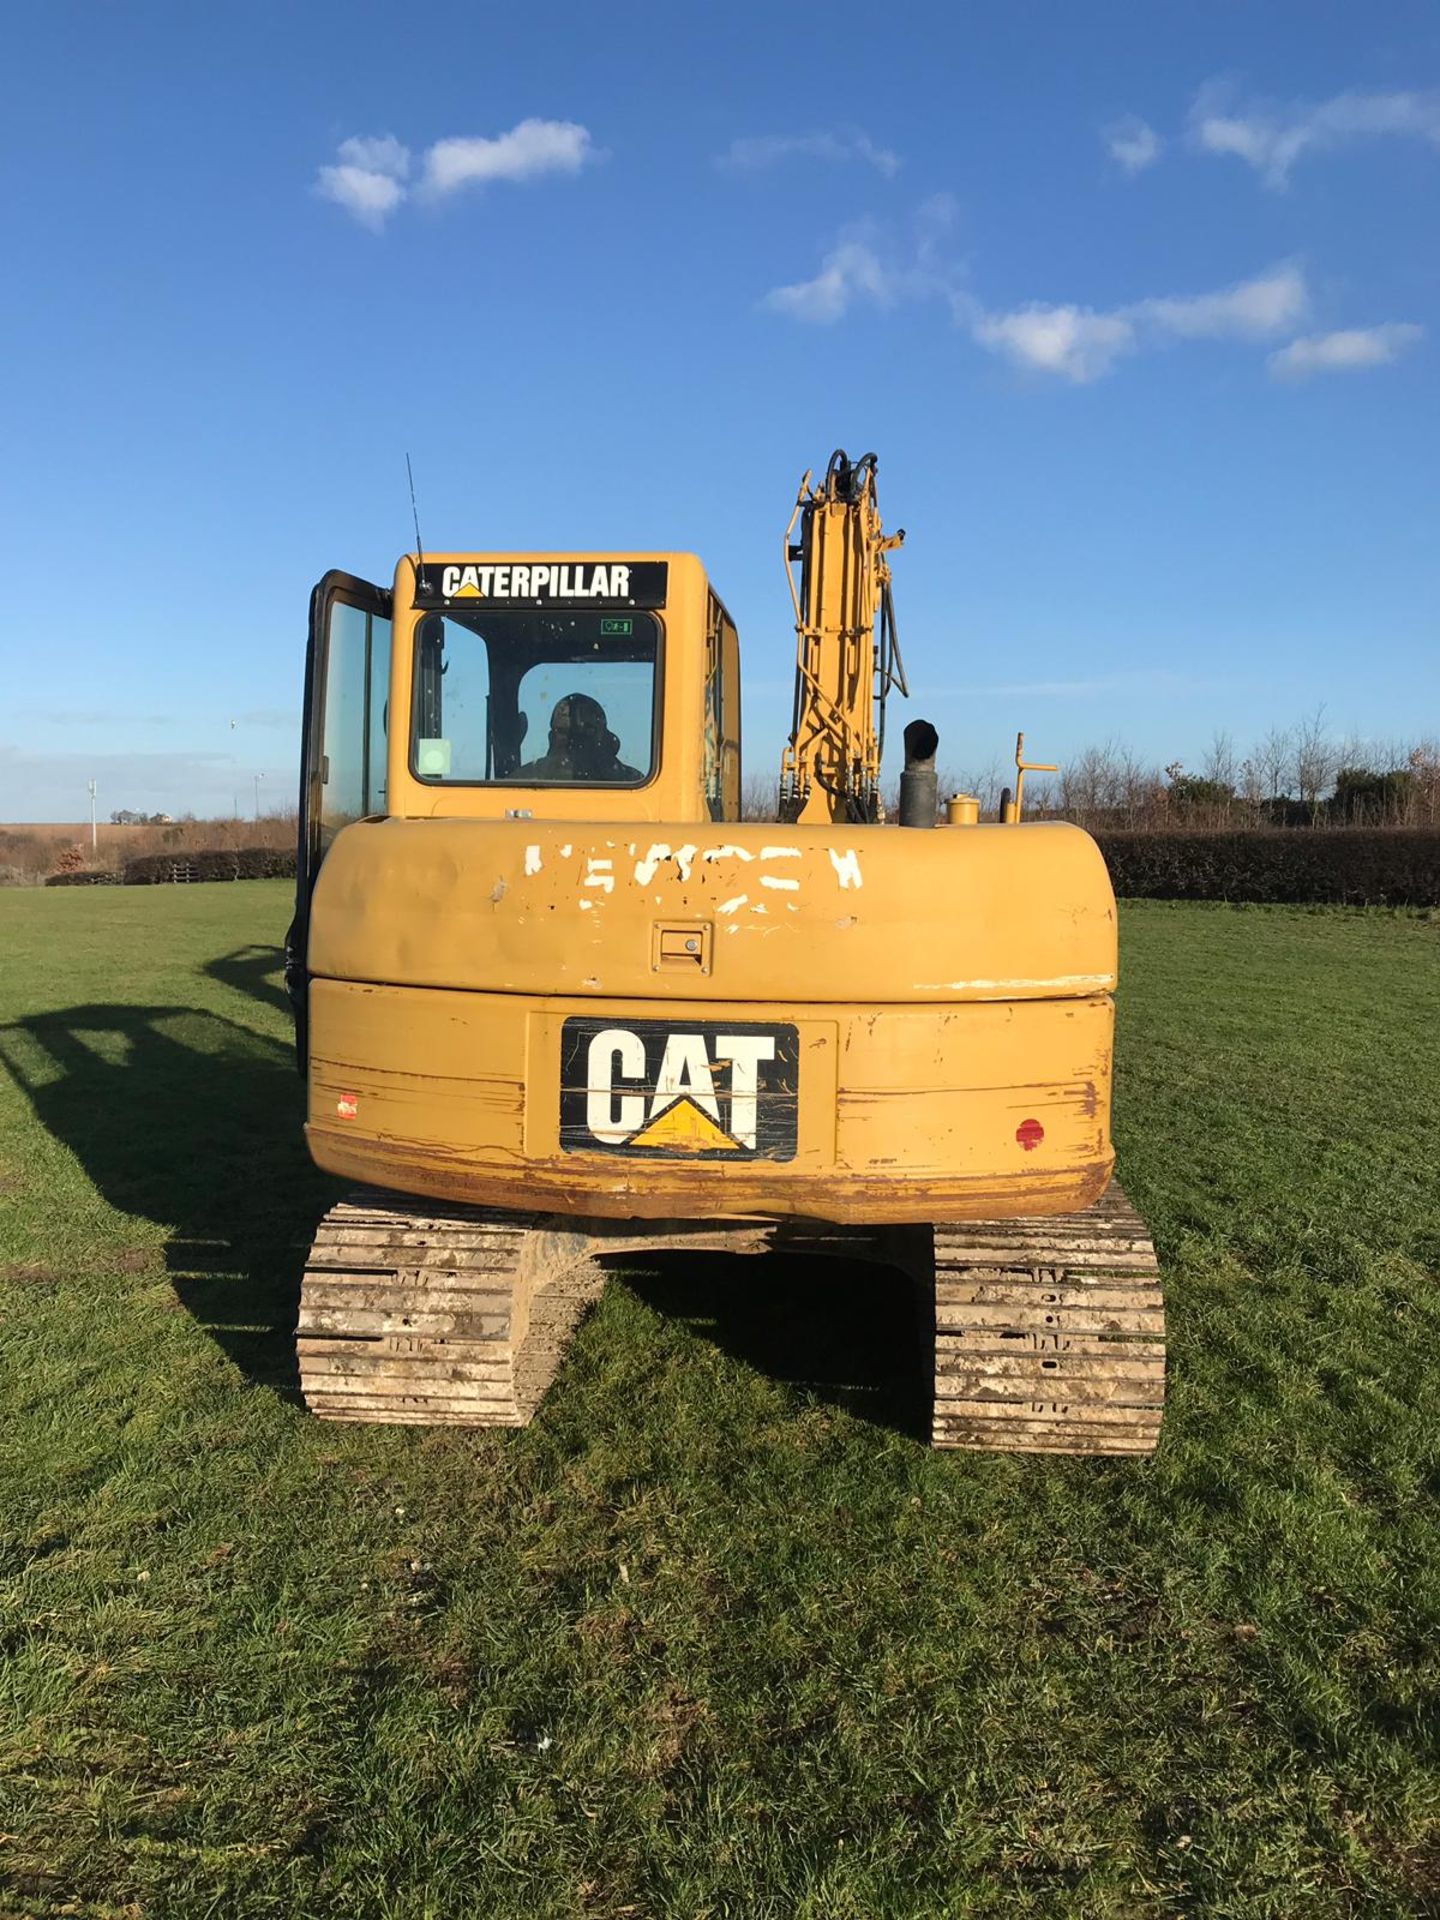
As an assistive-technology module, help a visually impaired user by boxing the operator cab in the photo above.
[300,550,739,839]
[290,553,741,1031]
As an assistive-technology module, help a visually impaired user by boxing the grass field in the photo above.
[2,883,1438,1918]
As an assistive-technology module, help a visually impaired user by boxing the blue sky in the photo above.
[2,0,1437,820]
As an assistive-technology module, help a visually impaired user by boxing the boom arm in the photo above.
[778,451,907,824]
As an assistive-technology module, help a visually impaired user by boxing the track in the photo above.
[930,1182,1165,1454]
[297,1191,604,1426]
[297,1184,1164,1454]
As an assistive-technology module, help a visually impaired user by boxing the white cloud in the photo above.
[972,306,1137,382]
[762,199,958,323]
[972,265,1307,381]
[421,119,596,196]
[719,130,900,176]
[766,219,1359,391]
[1189,83,1440,186]
[1268,323,1423,379]
[763,240,897,323]
[336,134,411,179]
[316,160,408,231]
[1135,264,1307,338]
[315,120,597,227]
[1104,117,1163,174]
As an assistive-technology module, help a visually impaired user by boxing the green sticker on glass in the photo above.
[600,617,633,636]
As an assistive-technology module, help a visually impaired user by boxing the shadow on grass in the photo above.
[204,943,294,1021]
[0,996,334,1403]
[624,1252,928,1442]
[1,948,928,1441]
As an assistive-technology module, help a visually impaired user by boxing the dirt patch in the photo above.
[3,1261,61,1287]
[115,1247,154,1274]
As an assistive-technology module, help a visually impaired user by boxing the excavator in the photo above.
[286,451,1164,1454]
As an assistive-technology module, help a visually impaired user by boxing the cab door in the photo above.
[285,570,393,1064]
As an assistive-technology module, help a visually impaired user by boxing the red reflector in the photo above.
[1016,1117,1044,1152]
[337,1093,358,1121]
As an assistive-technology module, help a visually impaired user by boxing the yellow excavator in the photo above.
[287,451,1163,1453]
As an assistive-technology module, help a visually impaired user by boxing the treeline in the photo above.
[942,718,1440,833]
[1,812,295,886]
[735,720,1440,830]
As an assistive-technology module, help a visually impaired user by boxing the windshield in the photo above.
[411,609,659,786]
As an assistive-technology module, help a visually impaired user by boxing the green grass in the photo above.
[1,884,1438,1918]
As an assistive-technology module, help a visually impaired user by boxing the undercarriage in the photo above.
[298,1183,1164,1455]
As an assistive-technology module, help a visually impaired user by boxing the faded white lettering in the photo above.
[829,847,863,890]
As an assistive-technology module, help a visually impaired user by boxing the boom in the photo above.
[778,451,908,823]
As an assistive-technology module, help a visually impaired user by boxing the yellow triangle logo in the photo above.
[628,1095,737,1153]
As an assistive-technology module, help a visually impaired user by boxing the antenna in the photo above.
[406,453,430,592]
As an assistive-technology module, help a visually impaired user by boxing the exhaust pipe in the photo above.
[898,719,939,828]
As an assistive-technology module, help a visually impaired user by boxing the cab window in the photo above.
[412,610,658,786]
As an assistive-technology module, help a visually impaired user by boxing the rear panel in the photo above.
[306,979,1113,1224]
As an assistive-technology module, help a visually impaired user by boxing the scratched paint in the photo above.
[829,847,863,889]
[912,973,1115,993]
[634,842,703,884]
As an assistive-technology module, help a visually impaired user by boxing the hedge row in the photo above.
[1093,828,1440,906]
[43,831,1440,905]
[44,869,121,887]
[123,846,297,885]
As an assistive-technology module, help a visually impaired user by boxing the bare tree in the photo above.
[1408,740,1440,827]
[938,758,1005,818]
[1202,729,1237,791]
[740,773,778,822]
[1256,725,1292,802]
[1292,705,1335,819]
